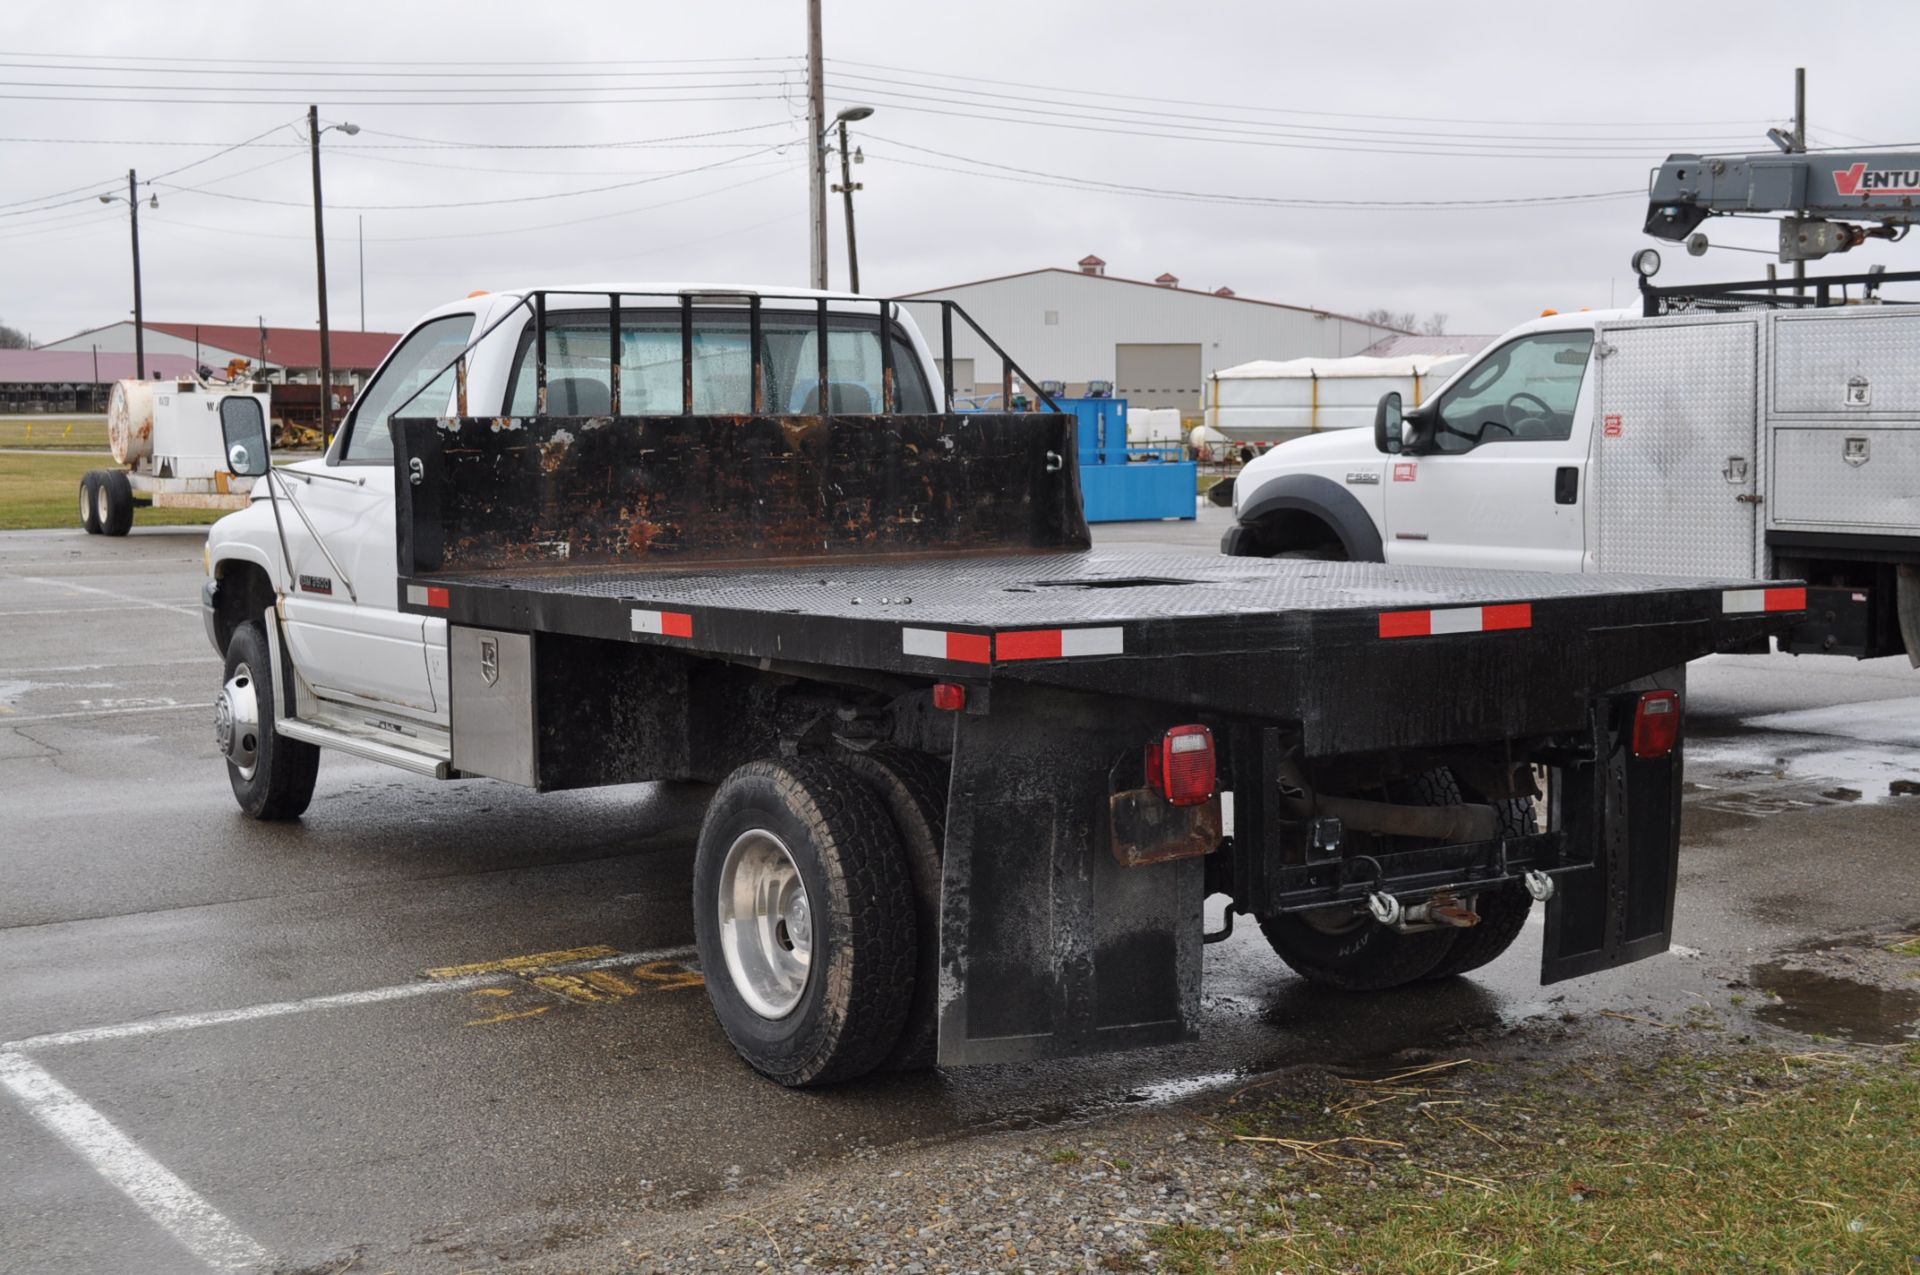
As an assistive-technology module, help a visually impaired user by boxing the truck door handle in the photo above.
[1554,467,1578,505]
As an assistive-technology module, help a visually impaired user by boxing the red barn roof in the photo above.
[0,349,200,383]
[141,323,402,370]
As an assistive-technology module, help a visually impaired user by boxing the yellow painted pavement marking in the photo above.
[464,1004,555,1027]
[425,945,619,979]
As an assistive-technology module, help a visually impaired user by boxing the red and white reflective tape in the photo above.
[996,627,1125,661]
[902,626,1125,664]
[405,584,450,609]
[902,627,992,664]
[1378,602,1532,639]
[630,608,695,639]
[1721,587,1805,614]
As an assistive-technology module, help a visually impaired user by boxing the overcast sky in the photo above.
[6,0,1918,348]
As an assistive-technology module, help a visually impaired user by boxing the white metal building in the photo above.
[900,256,1406,411]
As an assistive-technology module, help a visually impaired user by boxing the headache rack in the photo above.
[389,288,1064,421]
[1639,266,1920,315]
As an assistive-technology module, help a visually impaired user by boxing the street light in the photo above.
[307,106,358,447]
[824,105,875,292]
[99,171,157,378]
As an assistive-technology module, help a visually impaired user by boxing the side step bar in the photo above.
[276,718,451,779]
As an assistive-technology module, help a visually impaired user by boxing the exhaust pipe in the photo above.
[1275,757,1498,844]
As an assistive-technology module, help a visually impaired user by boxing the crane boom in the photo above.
[1645,151,1920,260]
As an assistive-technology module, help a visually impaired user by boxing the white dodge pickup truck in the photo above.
[1223,292,1920,664]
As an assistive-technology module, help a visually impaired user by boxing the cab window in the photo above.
[339,313,475,464]
[503,310,933,416]
[1430,331,1592,454]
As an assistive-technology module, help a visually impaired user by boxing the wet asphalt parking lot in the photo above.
[2,507,1916,1274]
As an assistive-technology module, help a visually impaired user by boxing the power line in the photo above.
[0,49,802,67]
[826,56,1775,129]
[0,171,124,211]
[0,60,802,80]
[827,69,1764,146]
[152,143,794,211]
[0,91,791,107]
[0,122,794,151]
[142,162,800,244]
[0,77,790,95]
[145,118,304,182]
[352,120,795,150]
[819,88,1723,160]
[862,136,1639,209]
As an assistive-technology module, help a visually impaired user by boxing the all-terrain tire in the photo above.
[693,756,916,1087]
[79,471,103,534]
[1422,796,1541,980]
[223,620,320,820]
[97,469,135,536]
[839,748,949,1071]
[1256,767,1463,992]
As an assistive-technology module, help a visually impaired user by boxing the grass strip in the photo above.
[1158,1046,1918,1274]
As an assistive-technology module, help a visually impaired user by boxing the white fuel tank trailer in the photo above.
[80,374,268,537]
[1203,353,1468,445]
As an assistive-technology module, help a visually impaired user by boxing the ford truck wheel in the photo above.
[219,620,320,821]
[694,757,915,1087]
[840,748,949,1071]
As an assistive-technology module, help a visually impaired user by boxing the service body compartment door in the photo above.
[1593,320,1759,577]
[937,684,1203,1066]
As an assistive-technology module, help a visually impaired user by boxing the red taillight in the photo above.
[1631,689,1681,758]
[931,682,967,712]
[1147,724,1216,807]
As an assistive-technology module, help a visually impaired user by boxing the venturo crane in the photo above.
[1645,150,1920,262]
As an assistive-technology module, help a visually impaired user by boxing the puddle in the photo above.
[1687,737,1920,810]
[1749,962,1920,1044]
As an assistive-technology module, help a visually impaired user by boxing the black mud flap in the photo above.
[937,685,1203,1066]
[1541,667,1686,984]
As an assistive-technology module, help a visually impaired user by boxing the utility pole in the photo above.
[126,170,145,378]
[358,214,365,332]
[834,119,863,293]
[806,0,827,289]
[309,103,336,446]
[1792,67,1806,296]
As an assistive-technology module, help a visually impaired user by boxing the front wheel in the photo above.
[217,620,319,820]
[693,757,916,1086]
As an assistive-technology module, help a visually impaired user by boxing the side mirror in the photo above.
[1373,392,1403,455]
[219,396,270,477]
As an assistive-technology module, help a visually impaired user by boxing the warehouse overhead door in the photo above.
[1116,343,1202,410]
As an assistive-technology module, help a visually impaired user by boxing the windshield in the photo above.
[339,313,475,464]
[503,310,934,416]
[1431,330,1592,453]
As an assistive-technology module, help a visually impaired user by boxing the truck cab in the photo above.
[1223,309,1613,572]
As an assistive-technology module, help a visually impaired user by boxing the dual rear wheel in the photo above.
[693,751,947,1087]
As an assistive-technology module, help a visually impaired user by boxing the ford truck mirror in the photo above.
[1373,392,1403,455]
[219,396,270,477]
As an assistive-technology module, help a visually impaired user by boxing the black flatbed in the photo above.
[404,549,1794,752]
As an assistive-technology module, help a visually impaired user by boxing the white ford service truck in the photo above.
[1223,274,1920,665]
[198,282,1801,1087]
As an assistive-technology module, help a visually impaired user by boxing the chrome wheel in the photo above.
[716,828,813,1019]
[214,662,262,779]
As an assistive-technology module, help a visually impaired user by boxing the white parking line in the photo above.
[0,1051,270,1271]
[0,702,201,725]
[5,943,699,1052]
[14,576,200,617]
[2,943,700,1271]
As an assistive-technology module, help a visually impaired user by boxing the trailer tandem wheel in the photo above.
[79,471,103,534]
[97,470,135,537]
[693,756,917,1087]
